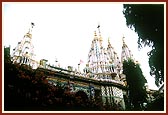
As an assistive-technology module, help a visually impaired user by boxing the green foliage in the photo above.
[147,93,164,111]
[123,59,147,110]
[123,4,164,87]
[4,46,11,63]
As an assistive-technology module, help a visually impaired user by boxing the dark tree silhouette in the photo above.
[123,59,147,110]
[4,48,123,111]
[123,4,164,87]
[4,46,11,63]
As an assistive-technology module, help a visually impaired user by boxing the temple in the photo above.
[11,23,38,69]
[10,23,135,110]
[81,25,136,108]
[84,25,133,85]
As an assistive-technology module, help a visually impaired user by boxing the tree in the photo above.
[123,4,164,87]
[4,46,11,63]
[123,59,147,110]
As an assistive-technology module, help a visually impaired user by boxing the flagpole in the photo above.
[78,63,80,73]
[78,59,83,73]
[55,57,58,67]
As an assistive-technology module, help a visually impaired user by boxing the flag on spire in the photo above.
[31,22,35,26]
[31,22,35,28]
[79,59,84,65]
[97,24,100,28]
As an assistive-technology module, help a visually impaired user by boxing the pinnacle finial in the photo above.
[31,22,35,28]
[97,23,101,37]
[28,22,35,34]
[122,35,126,45]
[94,31,97,36]
[97,24,100,28]
[108,37,110,44]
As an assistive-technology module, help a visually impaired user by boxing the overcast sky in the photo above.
[2,2,158,90]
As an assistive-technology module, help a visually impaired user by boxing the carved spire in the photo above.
[87,24,122,79]
[121,35,133,62]
[29,22,35,33]
[12,22,37,68]
[97,24,101,37]
[122,35,127,47]
[94,31,97,37]
[97,24,103,42]
[24,22,35,39]
[94,31,98,41]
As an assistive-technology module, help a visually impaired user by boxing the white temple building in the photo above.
[83,25,134,86]
[11,23,39,69]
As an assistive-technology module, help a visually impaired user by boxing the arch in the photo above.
[75,90,89,102]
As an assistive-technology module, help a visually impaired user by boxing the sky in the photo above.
[2,2,158,90]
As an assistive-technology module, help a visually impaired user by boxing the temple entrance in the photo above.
[75,90,89,102]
